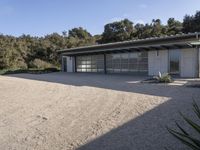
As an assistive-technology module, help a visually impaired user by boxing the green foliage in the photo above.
[183,11,200,33]
[101,19,134,43]
[155,72,173,83]
[0,27,97,71]
[68,27,92,39]
[132,18,182,39]
[0,68,59,75]
[167,101,200,150]
[66,27,96,48]
[30,59,53,69]
[167,18,183,35]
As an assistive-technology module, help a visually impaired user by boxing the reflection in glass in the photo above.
[76,51,148,74]
[106,51,148,74]
[76,55,104,73]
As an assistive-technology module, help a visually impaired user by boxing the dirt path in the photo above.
[0,73,199,150]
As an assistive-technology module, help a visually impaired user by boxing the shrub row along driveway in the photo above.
[0,73,199,150]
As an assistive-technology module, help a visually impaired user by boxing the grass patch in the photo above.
[0,68,60,75]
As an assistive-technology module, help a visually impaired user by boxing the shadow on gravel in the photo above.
[5,72,189,96]
[6,72,200,150]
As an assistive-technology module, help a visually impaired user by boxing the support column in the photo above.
[104,54,107,74]
[74,56,77,73]
[61,55,67,72]
[61,54,64,72]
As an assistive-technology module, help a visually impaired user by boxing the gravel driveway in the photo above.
[0,72,199,150]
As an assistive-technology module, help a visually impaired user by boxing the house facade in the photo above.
[59,33,200,78]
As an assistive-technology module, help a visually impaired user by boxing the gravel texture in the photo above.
[0,73,200,150]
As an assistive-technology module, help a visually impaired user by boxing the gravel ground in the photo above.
[0,72,200,150]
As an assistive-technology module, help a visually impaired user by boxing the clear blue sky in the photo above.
[0,0,200,37]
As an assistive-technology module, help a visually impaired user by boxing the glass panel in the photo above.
[76,51,148,74]
[129,63,138,72]
[76,55,104,73]
[106,51,148,74]
[169,50,180,74]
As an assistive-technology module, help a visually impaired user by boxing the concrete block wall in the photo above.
[180,48,197,77]
[148,50,168,76]
[198,48,200,78]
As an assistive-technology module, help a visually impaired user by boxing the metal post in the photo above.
[61,54,64,72]
[74,56,77,73]
[104,54,107,74]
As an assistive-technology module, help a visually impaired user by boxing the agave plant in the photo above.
[153,72,172,83]
[167,101,200,150]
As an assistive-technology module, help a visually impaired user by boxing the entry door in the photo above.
[169,50,180,75]
[62,57,67,72]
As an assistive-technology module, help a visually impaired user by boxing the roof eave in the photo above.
[58,33,200,55]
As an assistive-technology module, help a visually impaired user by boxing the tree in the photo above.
[167,18,182,35]
[150,19,166,37]
[66,27,95,48]
[68,27,92,39]
[194,11,200,32]
[183,11,200,33]
[101,19,134,43]
[132,23,145,39]
[133,19,168,39]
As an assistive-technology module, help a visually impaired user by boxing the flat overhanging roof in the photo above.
[58,33,200,56]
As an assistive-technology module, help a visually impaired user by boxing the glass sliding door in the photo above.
[169,50,180,75]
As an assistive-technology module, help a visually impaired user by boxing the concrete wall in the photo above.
[148,50,168,76]
[198,48,200,78]
[180,48,197,77]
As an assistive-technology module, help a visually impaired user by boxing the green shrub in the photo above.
[0,68,59,75]
[15,61,28,69]
[27,68,59,74]
[155,72,173,83]
[0,69,27,75]
[167,101,200,150]
[30,59,53,69]
[44,67,59,72]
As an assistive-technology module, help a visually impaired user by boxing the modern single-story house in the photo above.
[58,33,200,78]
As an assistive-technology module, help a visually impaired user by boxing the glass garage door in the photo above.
[106,51,148,74]
[76,55,104,73]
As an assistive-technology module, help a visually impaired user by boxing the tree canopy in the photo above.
[101,19,134,43]
[183,11,200,33]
